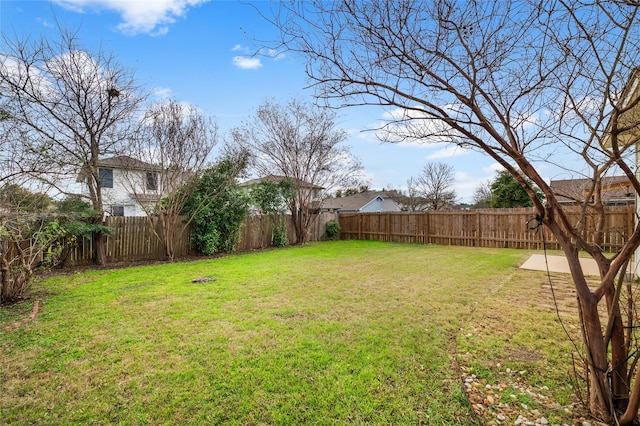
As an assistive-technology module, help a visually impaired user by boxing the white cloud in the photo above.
[454,171,483,202]
[232,44,249,54]
[37,17,55,28]
[483,163,504,176]
[152,87,173,100]
[230,45,261,70]
[53,0,209,35]
[267,49,285,61]
[230,45,284,68]
[453,165,506,203]
[426,144,471,160]
[232,56,262,70]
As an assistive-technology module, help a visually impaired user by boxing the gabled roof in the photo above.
[321,191,401,212]
[240,174,324,190]
[550,176,635,204]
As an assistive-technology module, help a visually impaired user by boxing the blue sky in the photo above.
[0,0,522,203]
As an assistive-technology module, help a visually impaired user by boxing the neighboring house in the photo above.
[321,191,401,213]
[78,156,163,217]
[240,174,325,214]
[550,176,635,206]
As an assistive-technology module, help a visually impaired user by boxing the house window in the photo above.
[111,205,124,216]
[99,168,113,188]
[146,171,158,191]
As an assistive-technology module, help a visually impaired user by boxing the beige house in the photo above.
[550,176,635,206]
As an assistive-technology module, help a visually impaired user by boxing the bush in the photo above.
[272,223,288,248]
[325,220,341,240]
[198,229,221,256]
[183,159,250,255]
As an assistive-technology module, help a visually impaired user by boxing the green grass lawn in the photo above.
[0,240,580,425]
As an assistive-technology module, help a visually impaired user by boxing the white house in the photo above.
[78,156,163,217]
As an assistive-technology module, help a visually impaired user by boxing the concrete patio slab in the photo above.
[520,254,600,276]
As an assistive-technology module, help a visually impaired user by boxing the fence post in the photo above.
[425,212,430,244]
[476,211,481,247]
[628,204,634,240]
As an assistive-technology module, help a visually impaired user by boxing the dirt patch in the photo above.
[191,276,216,283]
[506,347,543,363]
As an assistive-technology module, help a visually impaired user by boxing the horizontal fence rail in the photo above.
[338,206,635,252]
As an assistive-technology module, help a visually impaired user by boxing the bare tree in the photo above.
[387,177,431,211]
[121,99,218,260]
[0,26,145,265]
[1,184,55,303]
[403,177,422,211]
[472,180,493,209]
[231,98,364,244]
[273,1,640,423]
[414,162,457,210]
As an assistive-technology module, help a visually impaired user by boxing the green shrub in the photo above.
[272,223,289,248]
[325,219,341,240]
[198,229,221,255]
[183,159,250,255]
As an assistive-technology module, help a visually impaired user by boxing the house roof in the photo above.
[97,156,161,171]
[240,174,324,190]
[321,191,401,212]
[77,155,161,182]
[550,176,635,204]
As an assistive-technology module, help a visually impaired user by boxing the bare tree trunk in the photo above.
[556,234,617,422]
[92,228,107,266]
[0,245,10,304]
[290,207,303,244]
[298,210,307,244]
[165,214,175,261]
[160,214,175,262]
[580,295,613,422]
[89,188,107,266]
[606,284,630,412]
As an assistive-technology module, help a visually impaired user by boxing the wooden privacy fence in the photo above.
[66,212,338,265]
[236,213,337,252]
[67,216,193,265]
[338,206,635,251]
